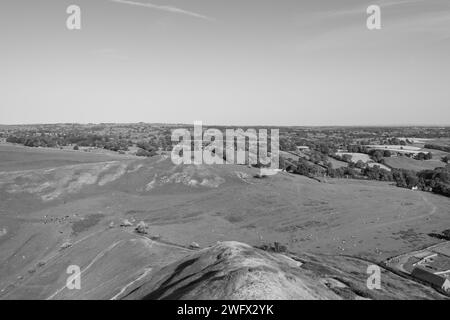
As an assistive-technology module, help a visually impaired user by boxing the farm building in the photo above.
[411,267,450,292]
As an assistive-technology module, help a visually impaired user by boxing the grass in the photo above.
[384,157,446,172]
[1,147,450,299]
[0,144,133,172]
[328,158,348,169]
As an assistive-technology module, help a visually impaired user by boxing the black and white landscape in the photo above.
[0,0,450,300]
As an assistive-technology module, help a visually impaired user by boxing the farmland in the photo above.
[384,157,446,172]
[1,143,450,299]
[1,124,450,299]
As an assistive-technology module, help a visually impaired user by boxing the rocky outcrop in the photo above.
[123,241,446,300]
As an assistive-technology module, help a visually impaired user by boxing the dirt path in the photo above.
[46,240,125,300]
[110,267,153,300]
[45,229,193,300]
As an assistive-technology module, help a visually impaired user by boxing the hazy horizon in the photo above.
[2,0,450,126]
[2,121,450,128]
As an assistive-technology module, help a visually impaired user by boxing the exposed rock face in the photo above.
[189,242,200,249]
[60,242,72,250]
[120,219,133,227]
[123,241,447,300]
[125,241,333,300]
[135,221,149,234]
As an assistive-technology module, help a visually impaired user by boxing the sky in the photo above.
[1,0,450,126]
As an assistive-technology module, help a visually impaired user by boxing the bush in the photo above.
[136,148,156,157]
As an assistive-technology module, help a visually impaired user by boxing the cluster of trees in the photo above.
[385,138,407,145]
[103,140,131,152]
[424,144,450,153]
[327,166,360,179]
[136,141,158,153]
[136,141,158,157]
[392,169,420,188]
[8,133,107,147]
[279,137,298,151]
[368,149,391,162]
[7,130,177,155]
[310,142,336,155]
[293,159,326,177]
[414,152,432,160]
[136,149,156,157]
[363,165,393,181]
[278,134,338,154]
[327,164,392,180]
[7,133,133,152]
[146,133,172,151]
[308,150,328,164]
[416,166,450,197]
[61,133,110,147]
[282,152,450,198]
[333,147,433,164]
[6,135,58,148]
[429,229,450,241]
[331,153,353,163]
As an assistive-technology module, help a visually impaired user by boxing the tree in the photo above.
[370,150,384,163]
[443,230,450,239]
[355,160,365,169]
[136,148,156,157]
[342,154,352,163]
[137,141,157,153]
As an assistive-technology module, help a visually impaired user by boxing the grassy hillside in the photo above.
[1,147,450,299]
[0,144,135,172]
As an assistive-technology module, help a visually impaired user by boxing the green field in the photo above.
[384,156,446,172]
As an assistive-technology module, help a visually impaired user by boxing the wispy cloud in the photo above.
[318,0,433,19]
[110,0,214,22]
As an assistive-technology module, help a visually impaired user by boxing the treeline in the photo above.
[6,130,174,153]
[6,133,132,152]
[416,167,450,197]
[282,157,450,198]
[136,141,158,157]
[6,135,59,148]
[279,136,338,154]
[284,159,327,178]
[424,144,450,153]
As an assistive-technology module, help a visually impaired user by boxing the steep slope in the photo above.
[123,241,446,300]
